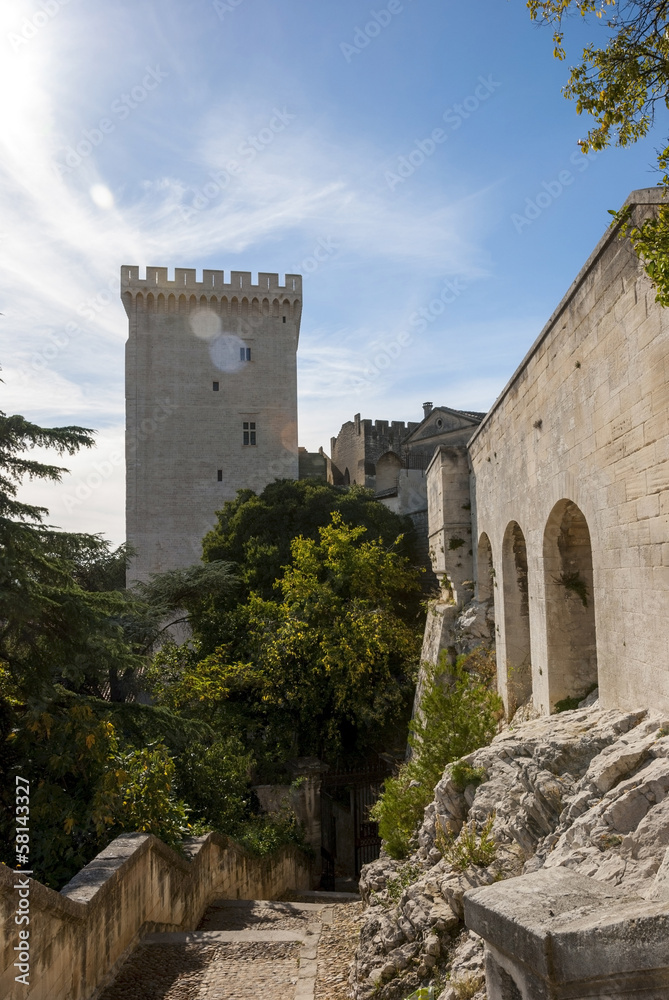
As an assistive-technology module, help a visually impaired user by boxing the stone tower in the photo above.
[122,266,302,583]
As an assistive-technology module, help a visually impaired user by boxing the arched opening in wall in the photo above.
[502,521,532,713]
[477,533,493,602]
[376,451,402,492]
[343,468,350,486]
[543,499,597,710]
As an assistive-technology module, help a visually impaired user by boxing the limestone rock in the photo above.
[350,704,669,1000]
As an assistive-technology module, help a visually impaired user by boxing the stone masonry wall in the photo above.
[122,268,301,582]
[0,832,311,1000]
[468,189,669,716]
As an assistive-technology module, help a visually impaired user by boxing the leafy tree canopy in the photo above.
[152,513,424,769]
[526,0,669,303]
[202,478,420,601]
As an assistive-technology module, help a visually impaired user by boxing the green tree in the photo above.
[202,478,419,602]
[0,405,145,699]
[526,0,669,302]
[151,513,424,768]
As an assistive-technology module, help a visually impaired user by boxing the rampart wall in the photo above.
[0,833,311,1000]
[468,189,669,715]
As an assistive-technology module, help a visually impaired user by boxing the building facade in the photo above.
[122,266,302,582]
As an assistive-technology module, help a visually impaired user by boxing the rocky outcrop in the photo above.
[413,597,495,721]
[350,701,669,1000]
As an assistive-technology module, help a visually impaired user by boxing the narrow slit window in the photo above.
[239,347,251,362]
[243,421,256,446]
[282,316,286,323]
[213,381,219,391]
[217,469,223,481]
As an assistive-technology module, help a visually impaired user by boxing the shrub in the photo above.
[371,650,502,858]
[436,814,496,872]
[386,862,422,902]
[235,808,309,857]
[450,761,487,792]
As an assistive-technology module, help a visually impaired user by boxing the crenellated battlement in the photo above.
[121,266,302,295]
[363,419,416,438]
[120,265,302,324]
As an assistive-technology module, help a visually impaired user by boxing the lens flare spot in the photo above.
[190,309,221,341]
[209,333,246,372]
[90,184,114,209]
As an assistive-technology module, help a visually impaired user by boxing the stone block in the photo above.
[465,868,669,998]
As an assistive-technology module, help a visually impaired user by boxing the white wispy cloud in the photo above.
[1,1,503,542]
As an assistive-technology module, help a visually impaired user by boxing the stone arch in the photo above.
[135,293,144,311]
[262,297,270,316]
[376,451,402,492]
[157,293,165,314]
[343,467,350,485]
[178,294,187,313]
[146,293,155,313]
[272,297,280,317]
[543,499,597,709]
[167,294,176,313]
[292,299,301,320]
[189,294,197,311]
[231,296,239,317]
[282,298,291,319]
[502,521,532,712]
[200,294,208,309]
[241,297,249,318]
[477,532,494,602]
[252,296,260,316]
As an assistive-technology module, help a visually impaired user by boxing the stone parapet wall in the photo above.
[467,188,669,716]
[0,832,312,1000]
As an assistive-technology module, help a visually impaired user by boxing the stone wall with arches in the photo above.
[465,189,669,716]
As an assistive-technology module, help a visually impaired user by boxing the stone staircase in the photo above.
[97,892,361,1000]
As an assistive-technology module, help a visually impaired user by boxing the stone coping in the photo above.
[467,187,664,450]
[464,868,669,984]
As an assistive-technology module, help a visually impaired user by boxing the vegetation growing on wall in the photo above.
[370,649,502,859]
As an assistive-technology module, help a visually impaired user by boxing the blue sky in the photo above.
[1,0,663,544]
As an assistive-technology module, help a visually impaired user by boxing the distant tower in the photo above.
[122,266,302,583]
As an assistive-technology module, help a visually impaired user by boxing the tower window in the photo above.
[243,421,256,446]
[217,469,223,481]
[240,347,251,362]
[282,316,286,323]
[213,381,219,391]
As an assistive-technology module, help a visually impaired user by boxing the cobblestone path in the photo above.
[97,892,362,1000]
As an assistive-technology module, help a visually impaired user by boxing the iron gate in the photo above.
[320,763,391,889]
